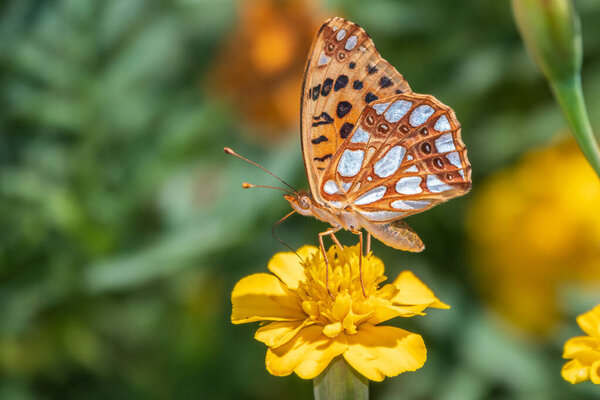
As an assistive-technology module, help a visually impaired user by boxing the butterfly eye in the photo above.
[419,127,428,136]
[421,142,432,154]
[300,196,311,209]
[434,157,444,169]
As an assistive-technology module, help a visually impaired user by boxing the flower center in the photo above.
[296,245,397,338]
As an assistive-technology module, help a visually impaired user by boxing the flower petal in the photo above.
[268,246,317,290]
[577,305,600,338]
[231,273,305,324]
[391,271,450,309]
[365,298,426,325]
[343,324,426,382]
[590,360,600,384]
[255,320,313,348]
[562,359,590,384]
[563,336,600,363]
[266,325,347,379]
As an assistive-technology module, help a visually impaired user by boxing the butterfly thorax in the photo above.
[284,192,363,231]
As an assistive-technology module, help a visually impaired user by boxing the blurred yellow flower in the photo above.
[562,305,600,384]
[467,139,600,335]
[209,0,323,136]
[231,244,448,381]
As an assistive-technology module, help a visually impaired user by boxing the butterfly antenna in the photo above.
[224,147,298,193]
[272,210,303,261]
[242,182,295,195]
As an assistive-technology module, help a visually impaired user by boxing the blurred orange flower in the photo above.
[562,305,600,384]
[467,139,600,335]
[210,0,324,137]
[231,244,449,381]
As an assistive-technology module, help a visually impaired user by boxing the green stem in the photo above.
[550,75,600,178]
[313,357,368,400]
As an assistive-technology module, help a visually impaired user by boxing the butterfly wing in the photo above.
[301,17,411,206]
[321,92,471,224]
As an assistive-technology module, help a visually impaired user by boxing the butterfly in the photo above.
[227,17,471,288]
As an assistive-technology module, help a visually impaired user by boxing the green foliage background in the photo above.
[1,0,599,399]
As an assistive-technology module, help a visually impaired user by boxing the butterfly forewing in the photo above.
[301,17,411,206]
[321,93,471,222]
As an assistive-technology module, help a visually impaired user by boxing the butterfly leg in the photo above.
[351,229,367,297]
[318,227,341,297]
[366,232,371,256]
[329,231,343,250]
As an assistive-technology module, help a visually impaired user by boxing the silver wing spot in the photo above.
[338,149,365,177]
[384,100,412,123]
[373,146,406,178]
[409,105,435,127]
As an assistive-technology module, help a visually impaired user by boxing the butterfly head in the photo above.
[284,191,313,216]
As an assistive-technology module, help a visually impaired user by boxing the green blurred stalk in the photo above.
[512,0,600,178]
[550,76,600,177]
[313,357,368,400]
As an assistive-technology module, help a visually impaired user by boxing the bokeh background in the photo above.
[2,0,600,399]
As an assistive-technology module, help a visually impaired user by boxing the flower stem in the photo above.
[550,75,600,178]
[313,357,368,400]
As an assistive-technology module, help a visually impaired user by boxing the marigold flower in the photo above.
[231,244,449,381]
[562,305,600,384]
[467,139,600,335]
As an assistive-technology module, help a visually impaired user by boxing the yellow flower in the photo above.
[467,139,600,335]
[231,244,449,381]
[562,305,600,384]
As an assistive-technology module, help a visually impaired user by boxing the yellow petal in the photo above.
[343,324,426,382]
[590,360,600,384]
[391,271,450,309]
[577,305,600,338]
[268,246,317,290]
[266,325,347,379]
[255,320,313,348]
[563,336,600,363]
[332,292,351,321]
[562,359,590,384]
[366,298,426,325]
[323,322,343,338]
[231,273,305,324]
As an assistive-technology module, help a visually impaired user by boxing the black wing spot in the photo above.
[365,92,378,103]
[321,78,333,96]
[312,112,334,127]
[311,135,328,144]
[311,84,321,100]
[334,75,348,91]
[314,154,333,162]
[353,80,363,90]
[336,101,352,118]
[395,89,404,94]
[340,122,354,139]
[379,76,392,88]
[349,62,356,69]
[367,64,378,74]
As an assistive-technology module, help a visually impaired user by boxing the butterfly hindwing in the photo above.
[320,93,471,222]
[301,17,411,205]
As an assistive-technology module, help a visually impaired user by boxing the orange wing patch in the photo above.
[300,17,411,205]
